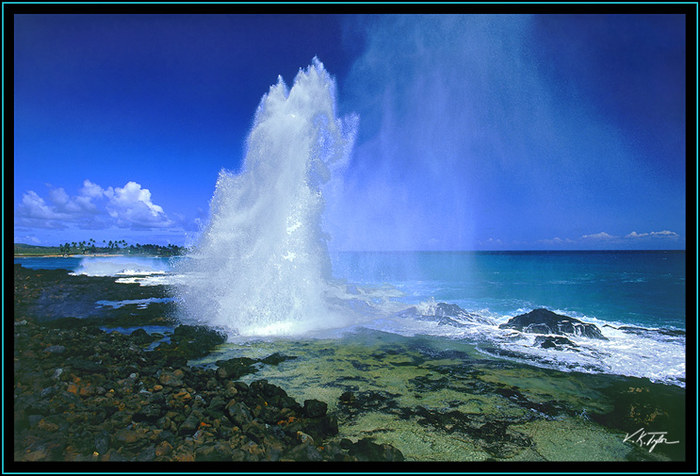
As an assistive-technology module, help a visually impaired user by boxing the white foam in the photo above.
[174,59,359,338]
[71,256,172,277]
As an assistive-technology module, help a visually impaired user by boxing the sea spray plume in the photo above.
[175,59,358,337]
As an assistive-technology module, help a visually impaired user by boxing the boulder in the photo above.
[226,401,253,428]
[216,358,257,380]
[499,309,607,340]
[303,399,327,418]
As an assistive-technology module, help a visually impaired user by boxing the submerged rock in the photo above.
[259,352,297,366]
[499,309,607,340]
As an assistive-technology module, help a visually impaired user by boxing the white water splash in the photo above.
[175,59,360,337]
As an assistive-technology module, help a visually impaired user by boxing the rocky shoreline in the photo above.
[12,264,687,464]
[13,264,404,463]
[13,320,405,463]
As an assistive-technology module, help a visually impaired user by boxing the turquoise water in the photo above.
[329,250,686,330]
[14,251,686,329]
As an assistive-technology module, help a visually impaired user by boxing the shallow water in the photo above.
[191,329,684,462]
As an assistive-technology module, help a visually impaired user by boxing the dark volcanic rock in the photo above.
[533,335,579,350]
[259,352,297,366]
[499,309,607,340]
[130,328,155,345]
[166,325,227,360]
[216,357,258,380]
[133,403,164,423]
[226,401,253,428]
[303,399,328,418]
[349,438,404,462]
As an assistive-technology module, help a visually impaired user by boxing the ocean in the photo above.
[14,250,686,388]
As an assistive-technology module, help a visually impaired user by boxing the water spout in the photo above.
[175,59,358,337]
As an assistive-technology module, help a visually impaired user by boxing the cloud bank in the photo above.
[16,179,174,230]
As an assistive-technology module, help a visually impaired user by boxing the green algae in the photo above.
[189,329,684,462]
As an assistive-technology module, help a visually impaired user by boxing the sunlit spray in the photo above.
[175,59,360,337]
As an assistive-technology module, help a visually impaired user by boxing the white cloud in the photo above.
[15,179,174,230]
[581,231,616,240]
[650,230,679,238]
[539,236,575,244]
[80,179,105,198]
[105,181,173,229]
[19,190,57,220]
[626,230,680,240]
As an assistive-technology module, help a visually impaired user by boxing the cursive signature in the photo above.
[623,428,680,453]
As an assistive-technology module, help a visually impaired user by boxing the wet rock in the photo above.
[39,386,56,398]
[499,309,607,340]
[65,357,103,373]
[155,440,173,458]
[533,335,578,350]
[178,414,200,436]
[137,445,156,462]
[285,443,323,461]
[349,438,404,462]
[94,430,111,454]
[249,379,297,410]
[303,399,327,418]
[398,302,492,326]
[195,442,232,461]
[158,369,184,387]
[44,345,66,354]
[130,328,154,345]
[27,414,43,428]
[226,401,253,428]
[300,414,338,442]
[133,403,164,423]
[216,357,257,380]
[617,325,686,338]
[259,352,297,366]
[170,325,227,360]
[339,391,356,405]
[296,431,314,446]
[113,427,149,450]
[205,396,227,420]
[243,420,268,444]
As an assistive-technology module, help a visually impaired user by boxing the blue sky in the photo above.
[13,12,687,250]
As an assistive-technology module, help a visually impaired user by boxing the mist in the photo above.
[323,14,685,251]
